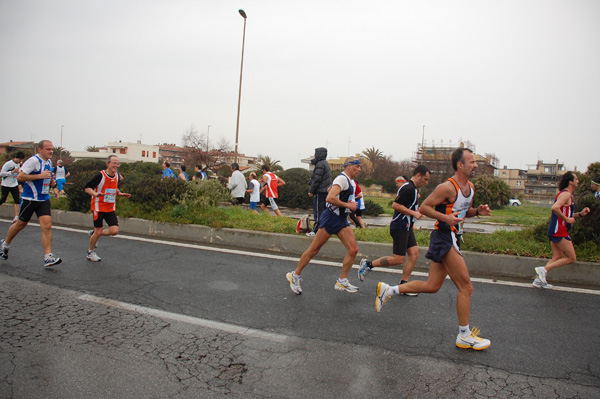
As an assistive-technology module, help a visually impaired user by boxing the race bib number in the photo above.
[104,188,116,203]
[42,179,51,194]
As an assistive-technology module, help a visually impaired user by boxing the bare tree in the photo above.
[182,125,232,173]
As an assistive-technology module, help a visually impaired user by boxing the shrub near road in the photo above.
[53,160,599,263]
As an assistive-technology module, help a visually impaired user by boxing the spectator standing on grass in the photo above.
[228,163,247,205]
[0,152,25,223]
[533,171,591,289]
[307,147,331,236]
[193,165,207,181]
[52,159,70,198]
[246,172,260,214]
[162,161,176,179]
[178,165,188,182]
[592,176,600,199]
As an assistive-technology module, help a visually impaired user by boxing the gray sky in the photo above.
[1,0,598,172]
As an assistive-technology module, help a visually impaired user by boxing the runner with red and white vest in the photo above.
[260,164,285,216]
[84,155,131,262]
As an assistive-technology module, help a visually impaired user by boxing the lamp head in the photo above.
[239,9,247,18]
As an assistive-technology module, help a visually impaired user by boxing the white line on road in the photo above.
[78,293,289,342]
[4,220,599,296]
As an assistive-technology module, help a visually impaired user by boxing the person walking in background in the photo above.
[375,148,492,351]
[0,152,25,223]
[84,155,131,262]
[162,161,176,179]
[193,165,207,181]
[307,147,331,236]
[358,166,431,292]
[228,163,247,205]
[533,171,590,289]
[348,180,366,228]
[591,176,600,199]
[178,165,188,181]
[286,157,362,294]
[261,165,285,216]
[0,140,62,267]
[246,172,260,214]
[52,159,70,198]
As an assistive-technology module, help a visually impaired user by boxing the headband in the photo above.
[344,159,361,167]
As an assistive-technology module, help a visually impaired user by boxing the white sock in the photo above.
[1,241,9,248]
[459,325,470,338]
[391,285,400,295]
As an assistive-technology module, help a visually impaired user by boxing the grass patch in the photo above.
[482,203,549,226]
[49,199,598,263]
[366,197,394,215]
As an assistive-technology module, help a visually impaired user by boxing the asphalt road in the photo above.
[1,221,598,398]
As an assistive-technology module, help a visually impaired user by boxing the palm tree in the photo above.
[362,147,383,178]
[257,154,283,172]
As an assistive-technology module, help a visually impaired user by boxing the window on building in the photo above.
[153,152,157,158]
[120,149,126,154]
[517,181,522,186]
[142,150,146,157]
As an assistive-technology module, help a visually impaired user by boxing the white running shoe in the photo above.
[12,216,18,223]
[286,272,302,294]
[532,278,553,289]
[305,231,316,237]
[455,328,491,350]
[87,250,101,262]
[535,266,548,285]
[375,282,391,312]
[357,259,372,282]
[0,239,8,260]
[334,278,359,293]
[43,254,62,268]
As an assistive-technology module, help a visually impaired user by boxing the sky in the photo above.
[1,0,599,172]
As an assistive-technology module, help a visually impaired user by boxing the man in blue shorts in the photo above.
[375,148,492,350]
[0,140,62,267]
[286,157,362,294]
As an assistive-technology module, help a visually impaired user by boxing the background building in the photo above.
[71,141,160,163]
[499,167,527,195]
[412,139,499,178]
[524,159,567,195]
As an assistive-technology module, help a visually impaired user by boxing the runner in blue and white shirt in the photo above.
[0,140,62,268]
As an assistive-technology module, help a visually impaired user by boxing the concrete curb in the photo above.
[2,205,598,287]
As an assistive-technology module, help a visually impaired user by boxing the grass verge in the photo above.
[49,199,599,263]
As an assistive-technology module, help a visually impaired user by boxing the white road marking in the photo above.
[3,220,599,296]
[78,293,288,342]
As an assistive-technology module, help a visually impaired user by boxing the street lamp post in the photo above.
[60,125,64,160]
[207,125,211,152]
[234,9,247,164]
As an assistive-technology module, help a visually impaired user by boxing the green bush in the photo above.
[472,175,511,209]
[176,179,232,209]
[363,199,385,216]
[64,159,107,212]
[121,174,188,212]
[277,168,312,210]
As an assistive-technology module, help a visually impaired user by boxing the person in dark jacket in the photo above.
[307,147,332,236]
